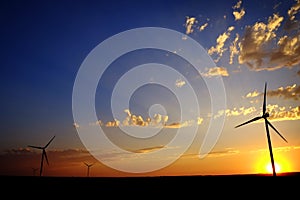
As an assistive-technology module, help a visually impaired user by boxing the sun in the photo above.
[266,162,281,174]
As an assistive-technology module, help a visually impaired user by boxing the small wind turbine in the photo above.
[32,167,39,176]
[84,162,94,177]
[28,135,55,177]
[235,82,288,177]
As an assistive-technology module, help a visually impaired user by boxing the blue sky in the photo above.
[1,0,299,176]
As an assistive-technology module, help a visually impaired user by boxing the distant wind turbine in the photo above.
[235,82,288,177]
[32,167,39,176]
[84,162,95,177]
[28,135,55,177]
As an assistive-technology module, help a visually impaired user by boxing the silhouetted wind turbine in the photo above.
[84,162,94,177]
[235,82,288,177]
[28,135,55,177]
[32,167,39,176]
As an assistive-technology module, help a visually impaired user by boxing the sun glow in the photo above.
[266,162,281,173]
[255,153,292,174]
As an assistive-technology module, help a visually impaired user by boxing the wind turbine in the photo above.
[235,82,288,177]
[28,135,55,177]
[84,162,94,177]
[31,167,39,176]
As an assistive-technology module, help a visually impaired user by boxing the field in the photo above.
[2,172,299,195]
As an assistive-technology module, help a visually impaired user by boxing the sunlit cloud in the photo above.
[201,66,229,77]
[175,78,186,88]
[207,148,240,158]
[246,84,300,100]
[185,16,197,34]
[238,13,284,70]
[105,119,120,127]
[165,116,203,128]
[233,8,245,21]
[214,103,300,121]
[245,90,260,98]
[287,0,300,21]
[131,145,165,153]
[199,22,208,31]
[232,0,245,21]
[233,0,242,9]
[214,106,257,119]
[208,26,235,62]
[267,104,300,121]
[164,120,193,129]
[238,0,300,71]
[90,109,203,129]
[73,122,80,128]
[267,84,300,100]
[229,33,240,64]
[253,145,300,153]
[183,148,239,159]
[284,0,300,31]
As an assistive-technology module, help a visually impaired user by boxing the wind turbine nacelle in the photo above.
[263,112,270,118]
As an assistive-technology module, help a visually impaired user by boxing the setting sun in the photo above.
[266,162,281,174]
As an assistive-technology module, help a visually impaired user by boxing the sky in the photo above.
[1,0,299,177]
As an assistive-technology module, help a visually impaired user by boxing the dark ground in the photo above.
[2,172,299,196]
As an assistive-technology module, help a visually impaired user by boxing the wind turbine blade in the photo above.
[235,116,262,128]
[263,82,267,114]
[28,145,43,149]
[44,150,49,166]
[266,119,288,143]
[45,135,55,148]
[264,119,276,176]
[40,152,44,176]
[84,162,88,166]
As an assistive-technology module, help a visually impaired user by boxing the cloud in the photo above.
[298,70,300,76]
[238,1,300,71]
[183,148,239,159]
[164,117,203,128]
[90,109,204,129]
[201,67,229,77]
[175,78,186,88]
[267,84,300,100]
[214,104,300,121]
[199,23,208,31]
[245,90,260,98]
[246,84,300,100]
[214,106,257,119]
[232,0,245,21]
[3,147,34,155]
[207,148,240,158]
[287,0,300,21]
[232,0,242,9]
[284,0,300,31]
[73,122,80,128]
[185,16,197,34]
[131,145,165,153]
[267,104,300,121]
[238,13,284,70]
[233,9,245,21]
[197,117,203,125]
[208,26,235,62]
[105,119,120,127]
[229,33,240,64]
